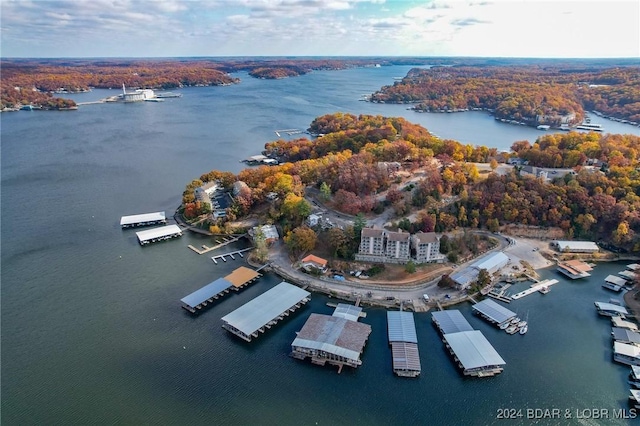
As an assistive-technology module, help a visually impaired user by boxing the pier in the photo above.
[136,224,182,245]
[121,211,166,228]
[211,247,254,264]
[274,129,304,137]
[187,234,246,254]
[510,279,559,300]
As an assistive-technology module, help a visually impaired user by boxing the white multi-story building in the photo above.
[359,228,386,256]
[386,231,411,261]
[412,232,443,263]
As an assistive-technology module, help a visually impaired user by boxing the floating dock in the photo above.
[211,247,254,264]
[222,282,310,342]
[291,304,371,373]
[510,279,559,300]
[595,301,629,317]
[187,234,245,255]
[472,299,517,326]
[136,224,182,245]
[180,266,262,313]
[443,330,506,377]
[387,311,421,377]
[557,260,593,279]
[120,211,166,228]
[619,270,637,281]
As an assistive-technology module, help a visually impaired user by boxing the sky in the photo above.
[1,0,639,58]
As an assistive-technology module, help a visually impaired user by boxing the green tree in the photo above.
[253,229,269,263]
[353,213,367,241]
[319,182,331,201]
[405,260,416,274]
[476,268,491,288]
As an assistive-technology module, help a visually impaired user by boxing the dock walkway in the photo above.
[211,247,254,264]
[510,279,559,300]
[188,234,246,254]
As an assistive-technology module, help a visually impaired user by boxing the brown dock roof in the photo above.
[225,266,260,288]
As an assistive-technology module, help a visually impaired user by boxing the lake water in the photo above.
[2,65,639,425]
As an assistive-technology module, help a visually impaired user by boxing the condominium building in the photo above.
[356,228,442,264]
[386,231,411,261]
[413,232,443,263]
[359,228,386,256]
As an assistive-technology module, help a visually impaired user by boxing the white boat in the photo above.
[539,286,550,294]
[519,324,528,335]
[629,389,640,409]
[536,125,550,130]
[510,317,521,325]
[630,366,640,388]
[518,320,527,328]
[506,325,518,334]
[575,123,604,132]
[499,322,510,330]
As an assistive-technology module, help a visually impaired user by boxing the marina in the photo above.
[135,224,182,245]
[221,282,311,342]
[387,311,421,377]
[180,266,261,313]
[291,304,371,373]
[120,211,166,228]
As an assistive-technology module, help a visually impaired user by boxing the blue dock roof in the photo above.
[181,278,232,308]
[432,310,474,334]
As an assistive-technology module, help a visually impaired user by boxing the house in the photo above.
[385,230,411,262]
[412,232,443,263]
[520,166,549,181]
[232,181,250,196]
[249,225,279,244]
[307,214,321,227]
[195,181,219,203]
[300,254,328,273]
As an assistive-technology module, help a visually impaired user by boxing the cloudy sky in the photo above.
[1,0,638,58]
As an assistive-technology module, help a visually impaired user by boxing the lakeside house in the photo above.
[300,254,328,273]
[355,228,443,265]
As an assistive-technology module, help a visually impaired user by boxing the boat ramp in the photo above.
[120,211,166,228]
[222,282,310,342]
[180,266,262,313]
[432,310,505,377]
[387,311,421,377]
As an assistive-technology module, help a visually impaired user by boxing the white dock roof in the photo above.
[387,311,418,343]
[471,252,509,274]
[595,302,629,315]
[120,211,165,225]
[432,310,474,334]
[444,330,506,370]
[605,275,628,286]
[472,299,516,324]
[619,270,637,280]
[332,304,363,322]
[553,240,599,252]
[614,341,640,359]
[222,282,310,337]
[136,224,182,243]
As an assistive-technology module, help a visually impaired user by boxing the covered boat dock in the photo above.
[136,224,182,245]
[291,312,372,372]
[222,282,310,342]
[472,299,517,326]
[432,310,474,334]
[224,266,261,290]
[180,267,262,313]
[595,302,629,317]
[120,211,166,228]
[612,327,640,346]
[443,330,506,376]
[387,311,421,377]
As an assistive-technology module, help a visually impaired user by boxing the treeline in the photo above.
[370,65,640,124]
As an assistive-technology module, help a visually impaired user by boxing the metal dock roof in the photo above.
[221,282,310,337]
[136,224,182,243]
[224,266,260,288]
[444,330,506,371]
[619,270,637,280]
[595,302,629,315]
[292,313,372,362]
[390,342,421,373]
[614,341,640,358]
[432,310,474,334]
[472,299,516,324]
[387,311,418,343]
[471,252,509,274]
[120,211,165,226]
[332,304,363,322]
[181,278,232,309]
[605,275,628,286]
[613,327,640,345]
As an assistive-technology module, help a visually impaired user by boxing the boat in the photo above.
[629,389,640,409]
[519,324,528,335]
[510,317,521,325]
[575,123,604,132]
[629,366,640,388]
[602,282,623,292]
[539,286,550,294]
[506,325,519,334]
[499,322,510,330]
[155,92,182,98]
[536,125,550,130]
[518,320,527,328]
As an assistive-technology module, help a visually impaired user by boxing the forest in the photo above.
[182,112,640,256]
[370,65,640,125]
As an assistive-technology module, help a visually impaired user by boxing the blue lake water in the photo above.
[2,65,639,425]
